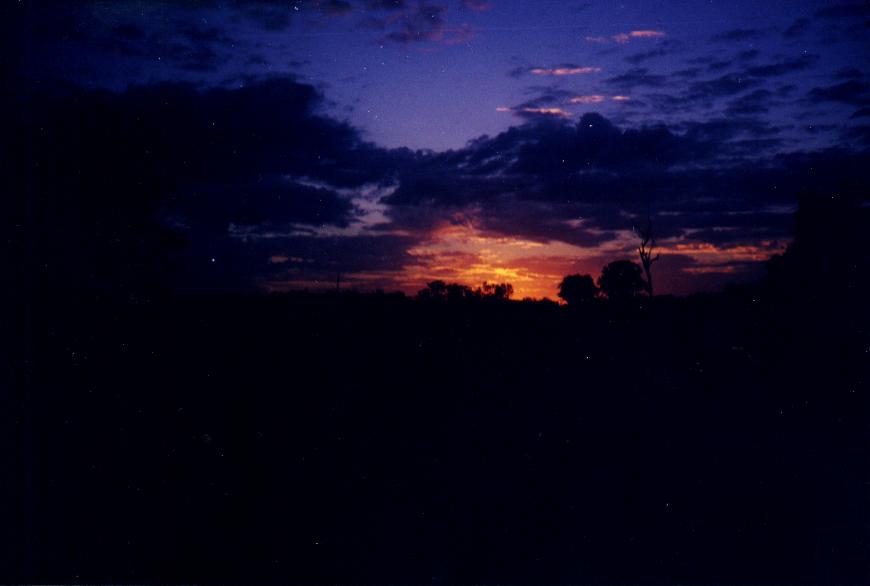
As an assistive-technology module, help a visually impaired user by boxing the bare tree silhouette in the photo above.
[633,209,660,298]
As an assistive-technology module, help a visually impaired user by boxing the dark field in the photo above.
[10,290,869,583]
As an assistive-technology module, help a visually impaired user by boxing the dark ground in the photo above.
[7,289,869,584]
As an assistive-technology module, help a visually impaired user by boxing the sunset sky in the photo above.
[11,0,870,298]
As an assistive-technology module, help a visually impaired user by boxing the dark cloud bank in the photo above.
[13,76,870,297]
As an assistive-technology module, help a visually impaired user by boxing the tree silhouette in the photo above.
[481,281,514,300]
[417,280,494,302]
[633,211,660,297]
[598,260,645,300]
[557,274,598,305]
[416,280,444,300]
[764,192,870,303]
[446,282,475,302]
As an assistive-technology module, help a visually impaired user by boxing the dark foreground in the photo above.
[8,291,870,583]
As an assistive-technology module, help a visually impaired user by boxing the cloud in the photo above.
[441,23,476,44]
[700,49,762,74]
[711,28,764,42]
[112,23,146,41]
[586,30,666,44]
[383,3,448,43]
[613,30,666,43]
[362,2,474,45]
[815,2,870,19]
[784,17,811,38]
[835,67,866,79]
[725,89,774,115]
[569,95,605,104]
[244,7,294,31]
[687,73,762,100]
[460,0,491,10]
[604,68,668,89]
[20,7,241,73]
[497,106,572,119]
[746,54,818,77]
[529,65,602,76]
[178,24,234,45]
[241,0,357,28]
[19,75,870,297]
[499,91,632,119]
[365,0,408,10]
[189,177,356,228]
[517,107,571,118]
[625,40,683,64]
[318,0,355,16]
[807,80,870,105]
[843,125,870,146]
[568,95,630,104]
[674,67,703,79]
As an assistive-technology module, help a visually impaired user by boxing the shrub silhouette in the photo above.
[557,274,598,305]
[598,260,645,300]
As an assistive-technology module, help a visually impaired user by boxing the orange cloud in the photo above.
[569,95,606,104]
[530,66,602,76]
[667,241,777,262]
[561,95,631,107]
[613,30,666,43]
[520,107,571,117]
[587,30,666,44]
[496,106,571,118]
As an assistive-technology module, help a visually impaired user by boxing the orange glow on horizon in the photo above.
[264,226,787,299]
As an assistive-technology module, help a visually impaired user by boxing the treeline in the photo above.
[416,280,515,302]
[411,257,648,307]
[557,259,646,304]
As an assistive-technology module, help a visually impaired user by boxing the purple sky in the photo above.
[12,0,870,297]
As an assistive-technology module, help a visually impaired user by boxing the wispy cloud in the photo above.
[497,106,571,118]
[588,30,666,44]
[569,95,605,104]
[614,30,666,43]
[460,0,492,11]
[530,66,602,76]
[568,95,631,104]
[711,28,764,42]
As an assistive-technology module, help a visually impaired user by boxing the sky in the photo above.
[10,0,870,298]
